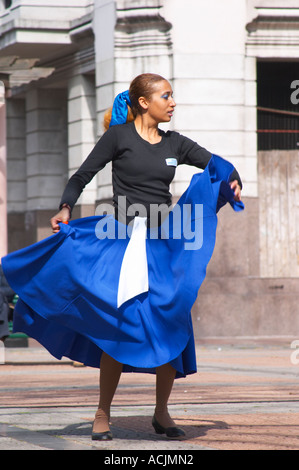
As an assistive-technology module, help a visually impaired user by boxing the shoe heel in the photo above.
[152,416,166,434]
[152,415,185,439]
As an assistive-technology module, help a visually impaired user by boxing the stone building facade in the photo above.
[1,0,299,340]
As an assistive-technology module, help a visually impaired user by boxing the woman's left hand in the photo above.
[230,180,242,202]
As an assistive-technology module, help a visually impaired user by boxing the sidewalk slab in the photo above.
[1,342,299,450]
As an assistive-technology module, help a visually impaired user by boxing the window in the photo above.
[257,61,299,150]
[5,0,12,8]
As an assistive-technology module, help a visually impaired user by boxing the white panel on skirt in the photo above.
[117,217,149,308]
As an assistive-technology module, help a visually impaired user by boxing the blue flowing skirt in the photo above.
[2,155,244,378]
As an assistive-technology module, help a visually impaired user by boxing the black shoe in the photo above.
[91,409,113,441]
[91,430,113,441]
[152,415,185,439]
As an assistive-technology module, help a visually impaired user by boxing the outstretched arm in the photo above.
[50,127,117,232]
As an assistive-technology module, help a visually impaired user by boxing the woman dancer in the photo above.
[2,73,243,441]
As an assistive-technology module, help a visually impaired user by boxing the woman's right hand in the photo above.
[50,206,71,233]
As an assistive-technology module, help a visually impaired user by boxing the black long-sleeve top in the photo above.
[60,121,242,222]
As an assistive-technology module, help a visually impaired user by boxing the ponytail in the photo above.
[103,104,134,132]
[103,90,134,131]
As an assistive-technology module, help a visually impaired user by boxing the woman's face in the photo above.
[139,80,176,123]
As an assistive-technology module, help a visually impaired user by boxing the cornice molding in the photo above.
[115,3,172,56]
[246,9,299,57]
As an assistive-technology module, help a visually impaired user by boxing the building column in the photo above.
[6,99,26,214]
[0,82,7,258]
[67,74,97,217]
[25,88,68,242]
[93,0,116,127]
[93,0,116,202]
[6,98,28,252]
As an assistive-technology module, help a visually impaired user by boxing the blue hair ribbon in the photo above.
[110,90,132,127]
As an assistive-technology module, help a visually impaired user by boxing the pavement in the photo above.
[1,338,299,452]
